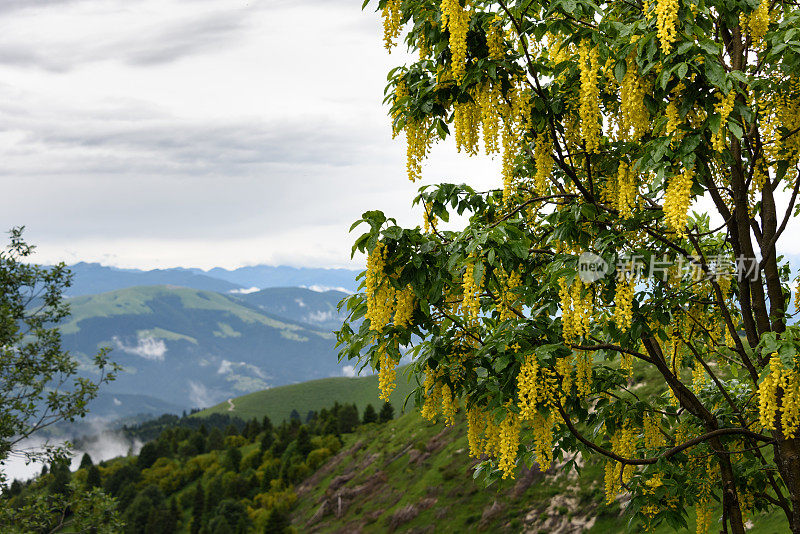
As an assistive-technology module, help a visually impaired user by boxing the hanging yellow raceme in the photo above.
[394,284,415,328]
[477,83,501,155]
[744,0,770,43]
[615,162,637,219]
[759,355,800,437]
[578,40,601,153]
[405,118,433,182]
[663,166,694,236]
[711,90,736,153]
[381,0,403,50]
[603,422,637,503]
[486,14,505,61]
[378,345,397,401]
[759,355,783,431]
[533,132,554,197]
[619,54,649,141]
[463,256,483,322]
[517,352,540,420]
[614,275,635,331]
[440,0,470,83]
[454,99,481,156]
[467,406,486,457]
[365,241,396,331]
[655,0,679,54]
[498,407,521,478]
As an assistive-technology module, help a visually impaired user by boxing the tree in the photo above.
[86,465,102,489]
[379,401,395,424]
[0,227,117,475]
[191,484,205,534]
[79,452,94,469]
[338,2,800,533]
[362,403,378,424]
[337,404,359,434]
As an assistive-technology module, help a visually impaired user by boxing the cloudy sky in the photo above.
[0,0,500,269]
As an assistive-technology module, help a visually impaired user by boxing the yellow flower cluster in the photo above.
[560,277,593,342]
[467,406,485,457]
[462,258,483,322]
[615,162,637,219]
[604,423,637,503]
[466,404,525,478]
[663,166,694,236]
[619,55,649,141]
[531,411,555,471]
[497,407,521,478]
[744,0,770,43]
[656,0,680,54]
[441,0,470,83]
[381,0,403,50]
[440,383,459,426]
[696,498,713,534]
[486,14,505,61]
[759,355,800,437]
[405,118,433,182]
[365,241,395,331]
[576,351,593,397]
[454,99,481,155]
[666,101,680,136]
[378,345,397,401]
[556,352,575,393]
[643,413,665,448]
[394,284,415,327]
[711,91,736,153]
[533,133,554,196]
[517,353,541,420]
[391,80,408,138]
[620,351,634,379]
[692,361,709,392]
[476,83,501,155]
[614,275,635,332]
[497,267,522,321]
[421,371,440,421]
[578,40,601,153]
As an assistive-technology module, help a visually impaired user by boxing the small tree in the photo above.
[0,228,117,475]
[79,452,94,470]
[379,401,395,424]
[362,404,378,424]
[339,1,800,532]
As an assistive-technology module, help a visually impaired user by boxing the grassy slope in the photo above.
[62,285,329,337]
[290,411,789,533]
[193,366,417,423]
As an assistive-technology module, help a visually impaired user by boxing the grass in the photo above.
[289,410,791,533]
[193,366,417,423]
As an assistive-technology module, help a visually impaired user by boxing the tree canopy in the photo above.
[337,0,800,532]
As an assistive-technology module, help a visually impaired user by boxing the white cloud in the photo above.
[305,285,352,294]
[0,0,502,270]
[187,380,214,408]
[112,398,122,406]
[217,359,233,375]
[229,286,260,294]
[306,310,334,323]
[294,298,306,308]
[341,365,356,378]
[112,336,167,361]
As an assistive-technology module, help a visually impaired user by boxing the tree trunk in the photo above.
[775,438,800,533]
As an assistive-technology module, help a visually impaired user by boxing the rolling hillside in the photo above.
[61,285,349,417]
[195,366,416,423]
[232,287,348,332]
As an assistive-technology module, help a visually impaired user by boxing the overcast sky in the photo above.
[0,0,500,269]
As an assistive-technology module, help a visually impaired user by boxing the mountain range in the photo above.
[63,262,361,297]
[62,284,352,421]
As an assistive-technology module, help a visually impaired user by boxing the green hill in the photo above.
[194,365,416,423]
[58,285,351,417]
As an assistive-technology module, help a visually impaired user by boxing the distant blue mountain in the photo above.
[196,265,361,293]
[60,263,362,296]
[64,262,243,296]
